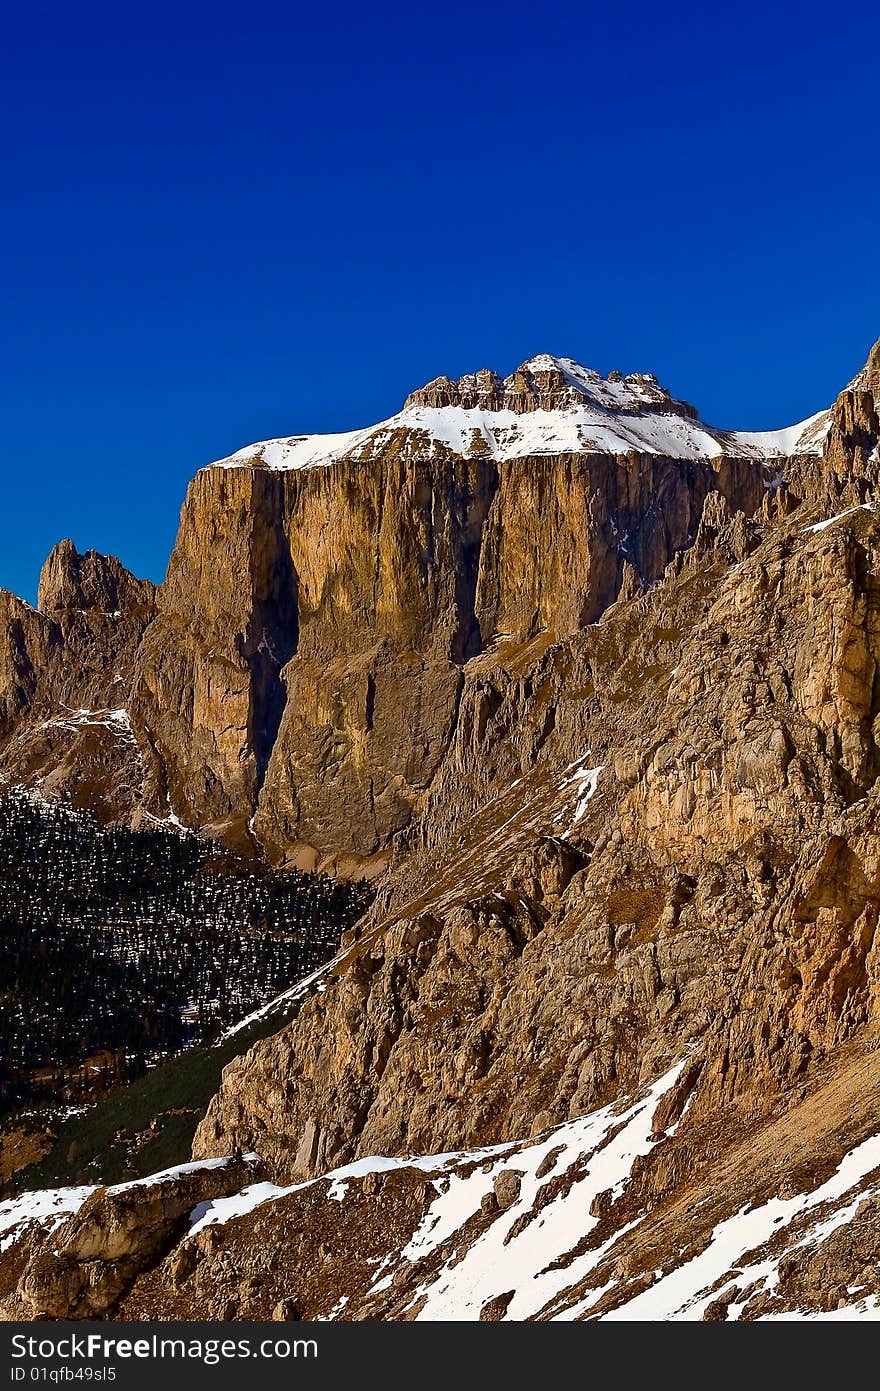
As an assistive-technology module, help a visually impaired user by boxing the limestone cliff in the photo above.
[122,352,829,866]
[129,467,295,850]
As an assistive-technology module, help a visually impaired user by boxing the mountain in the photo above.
[3,339,880,1321]
[211,353,831,466]
[0,350,861,865]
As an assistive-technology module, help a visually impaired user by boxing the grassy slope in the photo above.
[4,1000,302,1196]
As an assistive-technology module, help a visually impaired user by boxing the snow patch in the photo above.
[805,503,875,534]
[40,707,137,739]
[189,1182,290,1235]
[604,1129,880,1320]
[0,1187,95,1253]
[556,755,604,829]
[374,1059,689,1320]
[728,409,831,458]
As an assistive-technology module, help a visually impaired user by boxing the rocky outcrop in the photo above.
[2,1156,261,1320]
[0,543,156,819]
[38,539,155,620]
[404,356,700,419]
[789,339,880,509]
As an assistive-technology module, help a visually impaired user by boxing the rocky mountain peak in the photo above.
[213,352,837,475]
[403,353,698,420]
[38,540,156,617]
[850,336,880,394]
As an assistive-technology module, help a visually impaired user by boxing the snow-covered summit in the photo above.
[209,354,832,474]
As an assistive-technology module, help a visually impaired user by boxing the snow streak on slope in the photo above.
[760,1299,880,1321]
[0,1157,259,1255]
[211,405,727,471]
[218,955,337,1041]
[805,502,876,533]
[187,1152,464,1236]
[110,1155,260,1195]
[558,756,604,830]
[366,1059,691,1320]
[374,1083,880,1322]
[9,1057,880,1321]
[38,707,137,739]
[604,1131,880,1321]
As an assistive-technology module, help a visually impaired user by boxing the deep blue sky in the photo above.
[3,0,879,602]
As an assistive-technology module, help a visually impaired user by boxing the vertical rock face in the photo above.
[474,454,767,640]
[254,451,497,867]
[0,592,56,735]
[136,443,770,865]
[191,503,880,1184]
[129,467,295,848]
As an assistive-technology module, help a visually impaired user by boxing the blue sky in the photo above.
[2,0,879,602]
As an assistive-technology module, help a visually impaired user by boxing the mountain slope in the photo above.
[6,1033,880,1321]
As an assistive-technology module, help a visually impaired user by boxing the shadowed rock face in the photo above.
[251,451,499,867]
[128,467,297,850]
